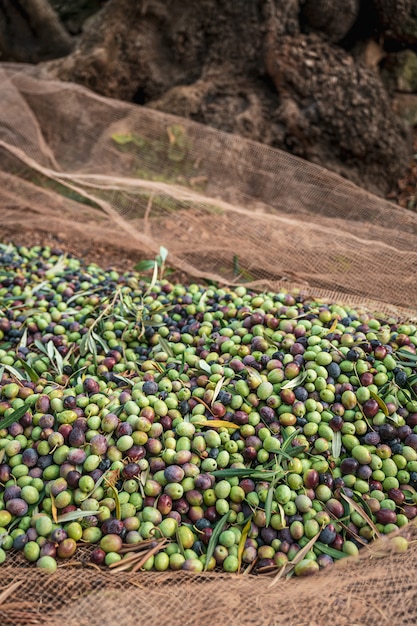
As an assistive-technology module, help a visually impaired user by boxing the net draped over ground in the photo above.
[1,63,417,625]
[1,64,417,317]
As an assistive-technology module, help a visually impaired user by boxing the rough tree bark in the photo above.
[0,0,73,62]
[0,0,414,196]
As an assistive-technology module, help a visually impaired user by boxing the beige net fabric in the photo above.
[1,525,417,625]
[1,62,417,625]
[1,63,417,317]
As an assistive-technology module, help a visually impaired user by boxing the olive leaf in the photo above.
[268,533,321,586]
[237,516,252,574]
[0,404,30,430]
[340,491,381,539]
[1,363,27,381]
[331,430,342,460]
[104,479,121,521]
[279,371,308,390]
[135,259,158,272]
[326,318,339,334]
[369,390,389,417]
[204,512,229,571]
[198,359,212,374]
[18,359,40,383]
[314,541,347,560]
[395,349,417,363]
[211,376,225,406]
[265,473,280,527]
[192,419,239,430]
[157,336,174,358]
[18,327,28,349]
[57,510,100,524]
[50,493,58,524]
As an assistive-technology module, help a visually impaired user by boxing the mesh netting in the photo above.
[1,63,417,317]
[1,524,417,626]
[1,62,417,625]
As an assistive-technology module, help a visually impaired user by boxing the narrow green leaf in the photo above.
[134,260,156,272]
[211,376,225,406]
[148,261,158,292]
[2,364,26,381]
[277,502,286,529]
[205,512,229,571]
[30,280,50,296]
[0,404,29,430]
[35,339,47,355]
[53,346,64,375]
[57,509,99,524]
[47,341,55,362]
[395,349,417,362]
[198,360,212,374]
[79,333,90,357]
[18,360,40,383]
[91,331,109,353]
[88,334,97,357]
[19,327,28,349]
[278,445,308,461]
[340,491,381,539]
[105,481,121,520]
[265,474,279,527]
[158,336,174,358]
[281,428,302,450]
[280,371,308,390]
[113,374,134,387]
[211,468,285,481]
[314,542,346,560]
[159,246,168,263]
[332,430,342,459]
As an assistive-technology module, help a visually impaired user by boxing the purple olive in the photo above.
[90,547,106,565]
[40,541,57,558]
[126,445,145,462]
[39,414,55,429]
[340,457,359,475]
[194,473,213,491]
[303,468,319,489]
[326,499,344,519]
[362,399,379,418]
[83,378,100,395]
[90,434,108,456]
[122,462,140,479]
[57,538,77,559]
[0,463,11,482]
[375,509,397,525]
[68,427,86,447]
[164,465,185,483]
[67,448,87,465]
[4,485,21,502]
[101,518,124,535]
[8,422,24,437]
[36,395,51,413]
[6,498,28,516]
[157,494,173,515]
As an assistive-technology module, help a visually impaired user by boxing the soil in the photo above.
[0,225,191,283]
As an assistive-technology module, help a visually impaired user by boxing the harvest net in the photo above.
[1,63,417,625]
